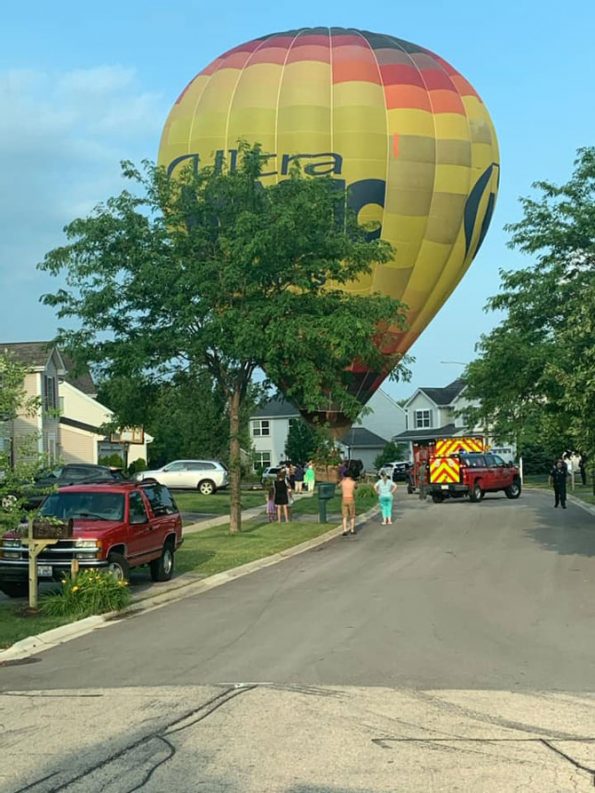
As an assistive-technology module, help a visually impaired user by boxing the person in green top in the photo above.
[304,462,315,492]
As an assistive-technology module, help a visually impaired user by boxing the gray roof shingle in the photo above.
[417,379,465,406]
[0,341,56,368]
[338,427,388,448]
[252,397,300,419]
[393,423,468,441]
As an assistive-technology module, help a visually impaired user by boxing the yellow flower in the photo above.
[71,585,80,593]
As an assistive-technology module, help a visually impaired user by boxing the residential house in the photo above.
[0,342,151,468]
[393,378,504,458]
[250,389,407,472]
[1,342,65,464]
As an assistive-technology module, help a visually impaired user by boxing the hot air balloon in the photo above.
[159,27,499,427]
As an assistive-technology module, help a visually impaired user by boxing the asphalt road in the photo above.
[3,490,595,792]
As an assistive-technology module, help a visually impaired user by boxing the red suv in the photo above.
[429,452,522,503]
[0,481,183,598]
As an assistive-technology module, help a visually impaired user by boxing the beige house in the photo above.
[1,342,151,468]
[1,342,64,464]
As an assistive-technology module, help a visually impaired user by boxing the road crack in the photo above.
[13,685,256,793]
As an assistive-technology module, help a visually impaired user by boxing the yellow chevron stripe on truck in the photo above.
[435,437,485,456]
[429,457,461,484]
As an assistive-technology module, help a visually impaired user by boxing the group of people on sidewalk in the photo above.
[266,461,316,523]
[265,459,400,530]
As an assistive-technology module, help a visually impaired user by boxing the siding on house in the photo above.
[59,381,151,465]
[60,425,95,463]
[249,389,406,470]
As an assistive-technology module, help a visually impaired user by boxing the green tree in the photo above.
[462,147,595,459]
[284,417,317,464]
[373,441,409,470]
[0,353,46,529]
[39,144,408,532]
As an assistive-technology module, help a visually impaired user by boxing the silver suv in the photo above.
[135,460,228,495]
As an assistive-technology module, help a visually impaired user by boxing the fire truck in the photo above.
[408,435,521,503]
[407,436,487,494]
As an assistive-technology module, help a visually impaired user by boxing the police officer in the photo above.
[549,458,568,509]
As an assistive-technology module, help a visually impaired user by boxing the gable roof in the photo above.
[252,396,300,420]
[393,423,468,441]
[61,355,96,396]
[338,427,387,448]
[0,341,66,373]
[407,378,465,407]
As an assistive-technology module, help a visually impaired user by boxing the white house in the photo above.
[250,389,407,471]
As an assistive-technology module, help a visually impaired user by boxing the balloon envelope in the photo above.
[159,28,499,424]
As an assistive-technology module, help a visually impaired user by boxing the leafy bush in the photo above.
[356,482,377,504]
[41,570,131,618]
[128,458,147,476]
[99,453,125,468]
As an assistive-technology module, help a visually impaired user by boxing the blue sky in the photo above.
[1,0,594,401]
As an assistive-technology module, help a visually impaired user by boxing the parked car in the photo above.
[428,452,522,503]
[135,459,228,495]
[0,480,183,598]
[4,463,124,511]
[261,466,281,486]
[379,461,411,482]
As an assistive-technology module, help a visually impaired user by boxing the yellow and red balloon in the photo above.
[159,27,499,409]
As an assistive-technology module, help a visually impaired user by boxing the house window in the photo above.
[43,375,58,411]
[252,420,270,437]
[254,451,271,470]
[414,410,432,429]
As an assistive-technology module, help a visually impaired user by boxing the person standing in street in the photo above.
[549,458,568,509]
[374,471,397,525]
[338,470,357,535]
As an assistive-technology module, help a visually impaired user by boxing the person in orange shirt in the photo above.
[338,470,357,535]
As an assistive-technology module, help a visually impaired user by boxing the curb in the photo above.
[0,505,379,663]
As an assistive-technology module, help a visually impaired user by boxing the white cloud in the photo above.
[0,66,167,338]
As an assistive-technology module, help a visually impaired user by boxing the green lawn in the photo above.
[0,606,72,650]
[174,490,265,515]
[524,475,595,506]
[175,518,336,576]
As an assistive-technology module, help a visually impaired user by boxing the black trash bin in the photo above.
[317,482,336,523]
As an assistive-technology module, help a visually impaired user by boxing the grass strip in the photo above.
[175,518,337,576]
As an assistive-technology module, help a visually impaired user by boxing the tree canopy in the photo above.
[40,144,409,530]
[463,147,595,461]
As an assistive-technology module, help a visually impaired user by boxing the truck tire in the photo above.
[0,581,28,598]
[431,493,444,503]
[505,479,522,499]
[107,553,130,581]
[469,481,484,502]
[150,541,175,582]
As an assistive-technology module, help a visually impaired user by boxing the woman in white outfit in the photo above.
[374,471,397,525]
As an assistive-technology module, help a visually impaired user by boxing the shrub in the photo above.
[99,453,125,468]
[128,458,147,476]
[356,482,377,503]
[41,570,131,618]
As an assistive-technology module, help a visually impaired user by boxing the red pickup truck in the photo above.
[428,451,522,503]
[0,481,183,598]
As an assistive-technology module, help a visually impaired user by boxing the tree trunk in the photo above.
[229,387,242,534]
